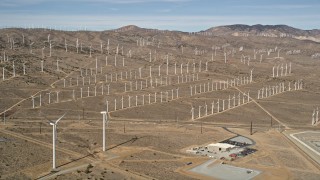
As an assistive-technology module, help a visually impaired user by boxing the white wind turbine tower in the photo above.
[48,113,67,170]
[56,59,60,71]
[250,68,254,83]
[107,39,110,55]
[42,47,45,59]
[116,44,119,55]
[23,63,26,75]
[29,42,34,54]
[277,49,282,59]
[191,105,195,120]
[100,111,108,151]
[316,107,319,125]
[2,67,4,80]
[149,50,152,62]
[49,40,53,57]
[272,66,275,77]
[89,44,92,57]
[100,41,103,54]
[12,61,15,77]
[312,109,316,125]
[76,38,79,53]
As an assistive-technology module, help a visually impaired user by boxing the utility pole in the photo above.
[82,107,85,120]
[39,122,42,134]
[250,121,253,135]
[3,109,6,125]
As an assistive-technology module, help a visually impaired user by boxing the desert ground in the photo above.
[0,26,320,179]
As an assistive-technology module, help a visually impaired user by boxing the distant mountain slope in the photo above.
[204,24,320,42]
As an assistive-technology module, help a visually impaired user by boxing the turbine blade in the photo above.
[55,112,67,124]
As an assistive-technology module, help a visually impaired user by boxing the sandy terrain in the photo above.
[0,27,320,179]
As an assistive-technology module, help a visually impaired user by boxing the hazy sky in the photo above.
[0,0,319,31]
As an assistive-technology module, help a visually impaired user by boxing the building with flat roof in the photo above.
[207,143,236,152]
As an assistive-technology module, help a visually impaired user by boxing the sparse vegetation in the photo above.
[1,25,320,180]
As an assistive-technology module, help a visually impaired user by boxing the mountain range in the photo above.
[117,24,320,43]
[204,24,320,42]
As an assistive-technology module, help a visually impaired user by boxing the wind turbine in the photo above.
[191,105,195,120]
[250,68,254,83]
[29,42,34,54]
[48,112,67,171]
[101,111,108,151]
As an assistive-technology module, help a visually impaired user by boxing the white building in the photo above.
[186,149,198,154]
[207,143,236,152]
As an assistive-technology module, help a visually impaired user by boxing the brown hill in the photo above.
[204,24,320,42]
